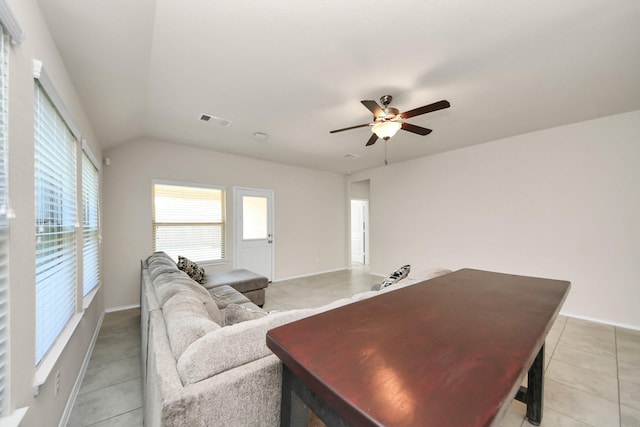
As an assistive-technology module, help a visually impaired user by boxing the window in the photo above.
[152,183,225,262]
[82,148,99,296]
[0,2,23,416]
[0,22,9,416]
[34,79,77,365]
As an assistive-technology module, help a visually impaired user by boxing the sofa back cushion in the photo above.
[163,293,221,358]
[149,265,180,282]
[176,308,316,385]
[147,252,181,281]
[153,272,223,325]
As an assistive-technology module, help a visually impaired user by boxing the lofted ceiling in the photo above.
[36,0,640,174]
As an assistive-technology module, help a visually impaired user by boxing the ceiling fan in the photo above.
[330,95,450,146]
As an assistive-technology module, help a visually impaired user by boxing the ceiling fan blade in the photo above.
[361,100,384,117]
[400,100,450,119]
[329,123,370,134]
[401,122,433,136]
[365,133,378,146]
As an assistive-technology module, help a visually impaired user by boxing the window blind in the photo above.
[152,183,225,262]
[0,23,9,416]
[34,82,77,365]
[82,151,99,296]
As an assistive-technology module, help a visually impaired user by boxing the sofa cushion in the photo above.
[149,265,180,281]
[163,293,222,358]
[224,303,268,326]
[176,308,317,385]
[147,253,180,280]
[153,273,222,324]
[146,251,174,264]
[208,285,251,309]
[177,255,206,284]
[202,269,269,293]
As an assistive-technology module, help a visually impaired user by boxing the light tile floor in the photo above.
[67,267,640,426]
[67,308,143,426]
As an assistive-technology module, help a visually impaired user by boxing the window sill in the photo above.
[33,311,83,396]
[82,284,100,310]
[0,407,28,427]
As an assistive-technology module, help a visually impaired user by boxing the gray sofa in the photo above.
[141,251,450,426]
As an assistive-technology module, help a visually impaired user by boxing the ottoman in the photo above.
[203,269,269,306]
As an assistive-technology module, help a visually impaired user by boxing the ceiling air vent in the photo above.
[200,114,232,127]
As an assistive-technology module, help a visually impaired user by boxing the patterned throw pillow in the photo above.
[177,256,206,284]
[374,264,411,290]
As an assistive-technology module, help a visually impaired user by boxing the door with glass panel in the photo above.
[233,187,274,281]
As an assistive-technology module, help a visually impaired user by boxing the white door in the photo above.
[234,187,274,281]
[351,199,369,264]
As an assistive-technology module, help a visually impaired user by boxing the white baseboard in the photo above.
[561,311,640,331]
[105,303,141,313]
[273,267,349,283]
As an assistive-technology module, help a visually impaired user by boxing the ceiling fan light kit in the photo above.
[330,95,450,147]
[372,121,401,140]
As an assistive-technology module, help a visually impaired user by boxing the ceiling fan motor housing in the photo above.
[380,95,393,106]
[381,107,399,121]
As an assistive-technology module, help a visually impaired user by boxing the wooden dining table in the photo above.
[266,268,570,427]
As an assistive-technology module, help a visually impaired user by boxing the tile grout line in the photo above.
[85,407,143,427]
[544,319,609,427]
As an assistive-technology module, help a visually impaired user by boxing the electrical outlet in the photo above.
[54,370,61,397]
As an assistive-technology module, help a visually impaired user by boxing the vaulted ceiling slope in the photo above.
[37,0,640,174]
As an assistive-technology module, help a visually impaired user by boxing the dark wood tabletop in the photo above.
[266,268,570,427]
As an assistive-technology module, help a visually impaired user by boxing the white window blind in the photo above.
[152,183,225,262]
[0,23,9,417]
[34,81,77,365]
[82,151,99,296]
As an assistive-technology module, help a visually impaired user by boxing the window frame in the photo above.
[32,59,101,396]
[33,77,79,366]
[81,141,100,297]
[152,180,227,264]
[0,20,10,418]
[0,1,24,419]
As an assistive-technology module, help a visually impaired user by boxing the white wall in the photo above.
[6,0,104,425]
[350,179,370,199]
[348,110,640,329]
[102,138,348,309]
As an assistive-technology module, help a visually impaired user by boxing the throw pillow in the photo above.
[224,303,267,326]
[177,255,206,284]
[373,264,411,290]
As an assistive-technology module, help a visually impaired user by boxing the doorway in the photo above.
[350,179,370,266]
[233,187,274,281]
[351,199,369,264]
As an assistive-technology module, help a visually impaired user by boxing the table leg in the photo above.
[526,345,544,425]
[280,364,351,427]
[280,365,308,427]
[514,344,545,426]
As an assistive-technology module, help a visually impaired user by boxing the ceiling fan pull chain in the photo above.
[384,140,388,166]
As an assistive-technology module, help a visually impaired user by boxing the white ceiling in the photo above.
[36,0,640,174]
